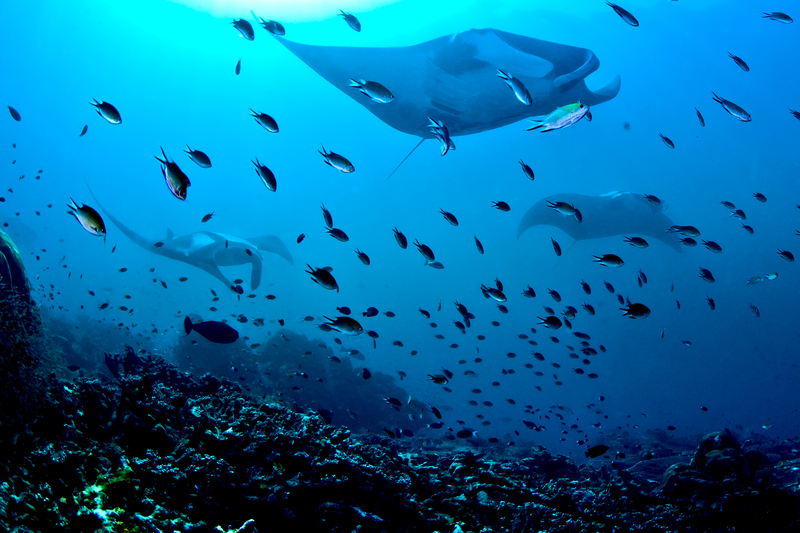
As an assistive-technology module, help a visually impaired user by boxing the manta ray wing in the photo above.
[274,28,620,138]
[517,192,682,253]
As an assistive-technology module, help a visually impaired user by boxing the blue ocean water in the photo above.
[2,0,799,458]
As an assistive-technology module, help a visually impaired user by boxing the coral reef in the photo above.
[1,346,799,532]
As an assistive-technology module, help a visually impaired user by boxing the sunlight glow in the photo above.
[169,0,400,22]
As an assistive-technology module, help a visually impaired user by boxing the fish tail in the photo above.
[184,316,193,334]
[527,124,543,131]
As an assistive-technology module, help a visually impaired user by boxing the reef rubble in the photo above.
[1,345,799,532]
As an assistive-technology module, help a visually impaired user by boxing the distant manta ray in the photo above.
[517,192,682,253]
[95,201,293,291]
[274,28,620,175]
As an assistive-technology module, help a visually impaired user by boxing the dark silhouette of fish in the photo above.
[517,192,682,253]
[184,316,239,344]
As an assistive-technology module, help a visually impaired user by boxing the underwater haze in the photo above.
[3,0,800,459]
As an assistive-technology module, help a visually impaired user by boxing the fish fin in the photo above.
[387,138,425,180]
[166,228,174,240]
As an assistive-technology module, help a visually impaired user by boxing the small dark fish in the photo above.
[7,105,21,121]
[580,280,591,294]
[753,192,767,203]
[621,303,650,319]
[155,147,191,200]
[323,316,363,336]
[721,200,736,209]
[742,224,754,234]
[730,209,746,220]
[349,79,394,103]
[695,108,705,127]
[185,145,212,168]
[585,444,609,458]
[235,58,241,75]
[201,212,214,223]
[79,125,88,137]
[582,303,595,315]
[440,209,458,226]
[185,316,239,344]
[519,159,534,181]
[548,289,561,302]
[706,296,715,310]
[305,265,339,292]
[712,92,751,122]
[361,368,371,380]
[68,198,106,242]
[414,239,435,261]
[750,304,760,318]
[659,133,674,149]
[321,203,333,228]
[680,238,697,247]
[327,227,349,242]
[699,268,715,283]
[339,10,361,32]
[593,254,624,267]
[644,194,661,205]
[319,145,354,172]
[638,269,648,284]
[393,227,408,249]
[624,236,649,248]
[232,18,254,40]
[702,240,722,253]
[363,307,379,317]
[90,99,121,124]
[252,11,285,35]
[355,249,370,265]
[419,308,430,319]
[778,249,795,262]
[253,157,276,192]
[606,2,639,26]
[474,235,484,254]
[337,306,351,315]
[492,201,511,212]
[153,241,164,247]
[119,268,127,272]
[604,281,614,293]
[297,233,305,244]
[668,225,701,237]
[522,285,536,298]
[538,316,562,330]
[763,12,793,23]
[111,244,117,253]
[456,429,476,439]
[551,238,561,256]
[791,109,800,121]
[250,109,279,132]
[676,300,681,310]
[728,52,749,72]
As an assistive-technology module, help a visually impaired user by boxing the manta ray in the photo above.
[275,28,620,138]
[96,204,293,291]
[275,28,620,175]
[517,192,682,253]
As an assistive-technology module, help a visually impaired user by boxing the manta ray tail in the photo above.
[387,138,425,180]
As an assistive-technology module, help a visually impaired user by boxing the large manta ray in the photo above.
[274,28,620,138]
[96,204,293,291]
[517,192,682,253]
